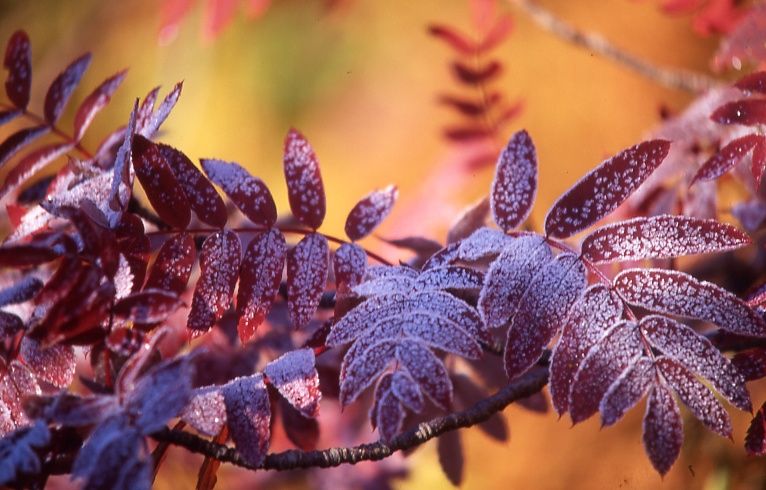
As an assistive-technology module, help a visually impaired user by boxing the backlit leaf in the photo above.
[711,99,766,126]
[692,134,765,184]
[643,383,682,477]
[0,361,40,436]
[0,142,72,199]
[344,185,398,241]
[732,348,766,381]
[202,158,276,227]
[112,289,183,325]
[447,196,490,244]
[144,232,195,296]
[599,357,654,427]
[286,233,329,330]
[490,129,537,232]
[735,71,766,94]
[138,81,182,138]
[20,337,75,388]
[182,386,226,437]
[223,373,271,467]
[284,129,326,229]
[746,400,766,456]
[44,53,91,125]
[263,348,320,418]
[3,31,31,109]
[428,24,475,54]
[73,70,128,141]
[544,140,670,239]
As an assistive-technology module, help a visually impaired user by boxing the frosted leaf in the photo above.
[615,268,766,336]
[711,99,766,126]
[44,53,91,125]
[490,130,537,231]
[3,31,31,109]
[187,230,242,338]
[339,340,397,407]
[339,318,403,382]
[0,126,49,171]
[263,348,320,418]
[656,357,732,438]
[236,229,286,342]
[692,134,765,184]
[640,315,751,411]
[286,232,329,330]
[447,196,490,244]
[43,393,118,428]
[549,284,624,415]
[223,373,271,467]
[182,386,226,436]
[643,383,682,477]
[736,71,766,95]
[369,375,405,442]
[112,289,183,325]
[456,227,515,262]
[0,142,72,199]
[0,360,40,436]
[391,370,424,413]
[599,357,654,427]
[581,215,751,264]
[327,293,409,346]
[0,312,22,338]
[544,140,671,239]
[569,321,642,424]
[138,81,182,138]
[365,265,419,280]
[397,339,452,410]
[333,242,367,288]
[732,348,766,381]
[20,337,75,388]
[416,266,484,291]
[0,421,50,486]
[352,274,416,297]
[126,357,193,434]
[144,232,195,296]
[202,158,277,227]
[479,234,551,329]
[283,129,326,229]
[0,276,42,307]
[504,253,587,379]
[73,70,127,142]
[135,86,159,130]
[409,290,488,343]
[733,198,766,232]
[402,311,482,359]
[746,401,766,456]
[345,185,398,241]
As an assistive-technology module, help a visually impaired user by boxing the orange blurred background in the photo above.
[1,0,762,488]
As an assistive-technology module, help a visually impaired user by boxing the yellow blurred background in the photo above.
[1,0,762,488]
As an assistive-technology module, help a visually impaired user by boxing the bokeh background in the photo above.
[1,0,763,488]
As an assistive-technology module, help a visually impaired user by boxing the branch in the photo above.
[151,366,550,470]
[506,0,722,93]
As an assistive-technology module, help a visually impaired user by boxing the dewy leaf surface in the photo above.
[223,373,271,467]
[283,129,326,230]
[344,185,398,241]
[202,158,277,227]
[143,232,195,296]
[544,140,670,239]
[333,242,367,288]
[490,129,537,232]
[287,232,329,330]
[643,383,683,477]
[263,348,321,418]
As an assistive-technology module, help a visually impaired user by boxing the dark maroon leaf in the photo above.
[106,328,146,358]
[544,140,671,239]
[615,269,766,337]
[746,400,766,456]
[443,126,493,142]
[132,134,191,230]
[144,232,195,296]
[126,357,193,434]
[73,69,128,141]
[138,81,182,138]
[3,31,31,109]
[283,129,326,229]
[732,348,766,381]
[333,242,367,289]
[286,232,329,330]
[187,230,242,338]
[112,289,183,324]
[263,348,320,418]
[447,197,490,244]
[438,95,489,116]
[236,229,286,342]
[452,373,508,440]
[0,142,72,199]
[694,134,765,184]
[752,140,766,188]
[157,144,227,228]
[428,24,475,54]
[599,357,654,427]
[437,429,464,486]
[736,71,766,94]
[452,61,501,84]
[581,215,752,264]
[0,126,49,170]
[504,253,587,379]
[201,158,276,227]
[0,241,61,267]
[0,421,50,485]
[0,276,42,307]
[643,383,682,477]
[397,339,452,409]
[344,185,398,241]
[223,373,271,467]
[711,99,766,126]
[135,86,159,130]
[490,129,537,232]
[44,53,91,125]
[549,284,624,415]
[0,311,23,338]
[379,236,443,264]
[20,337,75,388]
[0,109,21,127]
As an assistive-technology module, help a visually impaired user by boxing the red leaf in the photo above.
[443,126,493,142]
[44,53,91,125]
[599,357,654,427]
[202,0,239,41]
[549,284,624,415]
[187,230,242,338]
[751,140,766,188]
[144,232,195,296]
[236,229,286,342]
[0,241,61,267]
[73,70,127,141]
[438,95,491,116]
[643,383,682,477]
[137,81,182,138]
[428,25,475,54]
[333,242,367,288]
[735,71,766,94]
[132,135,191,230]
[711,99,766,126]
[504,253,587,379]
[278,398,319,451]
[201,158,276,227]
[112,289,183,324]
[447,197,490,244]
[397,339,452,410]
[452,61,501,84]
[283,129,326,229]
[478,15,514,51]
[344,185,398,241]
[20,337,75,388]
[544,140,671,239]
[692,134,765,183]
[715,4,766,70]
[0,361,40,436]
[157,144,227,228]
[0,126,49,170]
[490,130,537,232]
[3,31,31,109]
[615,269,766,337]
[0,143,72,199]
[286,233,329,330]
[732,348,766,381]
[263,348,320,418]
[746,400,766,456]
[581,215,752,264]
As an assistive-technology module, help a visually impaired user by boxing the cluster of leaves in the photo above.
[1,18,766,489]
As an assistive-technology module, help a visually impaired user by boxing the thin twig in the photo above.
[506,0,723,93]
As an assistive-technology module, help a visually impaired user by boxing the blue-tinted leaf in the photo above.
[0,421,50,486]
[599,357,654,427]
[397,339,452,410]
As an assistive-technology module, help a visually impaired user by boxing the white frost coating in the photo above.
[284,129,326,229]
[490,130,537,232]
[352,275,416,297]
[327,293,409,346]
[401,311,482,359]
[396,339,452,410]
[138,82,182,139]
[599,357,654,427]
[643,383,683,476]
[416,266,484,291]
[286,233,329,330]
[20,337,75,388]
[364,265,418,280]
[340,340,397,407]
[582,215,751,264]
[344,185,398,241]
[201,159,275,227]
[145,233,195,294]
[456,227,515,262]
[615,268,766,337]
[333,243,367,288]
[391,370,424,413]
[222,373,271,467]
[263,348,320,418]
[182,387,226,436]
[0,361,40,436]
[693,134,764,183]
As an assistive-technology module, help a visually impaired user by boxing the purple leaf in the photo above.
[615,269,766,337]
[236,229,286,342]
[182,386,226,437]
[643,383,682,477]
[0,276,42,307]
[73,70,127,141]
[279,397,319,451]
[3,31,31,109]
[428,24,475,54]
[401,312,482,359]
[746,400,766,456]
[711,99,766,126]
[263,348,321,418]
[0,126,49,171]
[135,86,159,130]
[340,340,397,407]
[126,357,193,434]
[333,242,367,288]
[581,216,752,264]
[112,289,184,325]
[20,337,75,388]
[202,158,277,227]
[0,142,72,199]
[107,102,136,226]
[286,233,329,330]
[549,284,624,415]
[44,53,91,125]
[424,227,512,270]
[132,134,191,230]
[437,429,464,486]
[544,140,671,239]
[44,394,119,427]
[640,315,751,411]
[599,357,654,427]
[397,339,452,410]
[345,185,398,241]
[732,348,766,381]
[692,134,765,184]
[504,253,587,380]
[0,421,50,485]
[0,311,23,338]
[328,293,409,346]
[390,370,424,413]
[478,234,552,330]
[187,230,242,338]
[416,265,484,291]
[656,356,732,438]
[223,373,271,467]
[284,129,326,230]
[490,129,537,232]
[138,81,182,138]
[369,374,406,441]
[158,144,227,228]
[143,232,195,296]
